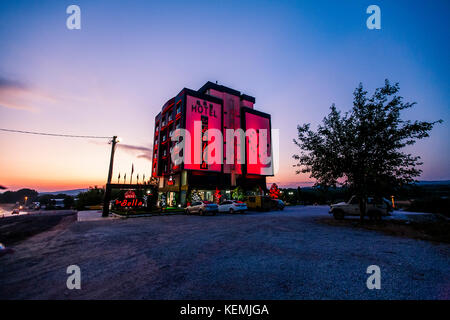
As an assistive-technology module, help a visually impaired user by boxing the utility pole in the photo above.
[107,136,118,185]
[103,136,118,217]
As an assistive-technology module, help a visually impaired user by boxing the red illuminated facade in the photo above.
[152,81,272,206]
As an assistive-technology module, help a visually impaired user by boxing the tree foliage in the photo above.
[0,188,38,203]
[232,186,245,201]
[293,80,442,218]
[76,187,104,210]
[269,183,280,199]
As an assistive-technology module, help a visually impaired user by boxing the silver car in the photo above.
[185,201,218,215]
[218,200,248,213]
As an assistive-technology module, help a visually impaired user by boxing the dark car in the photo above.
[270,199,285,211]
[275,199,285,210]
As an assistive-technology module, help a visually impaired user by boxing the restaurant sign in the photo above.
[115,190,144,207]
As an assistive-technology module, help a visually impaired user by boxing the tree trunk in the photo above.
[359,197,366,223]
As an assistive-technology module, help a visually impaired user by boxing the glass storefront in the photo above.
[158,191,180,207]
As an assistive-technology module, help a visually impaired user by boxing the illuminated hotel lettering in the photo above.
[192,100,217,118]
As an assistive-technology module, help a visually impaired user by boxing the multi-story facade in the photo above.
[152,81,273,207]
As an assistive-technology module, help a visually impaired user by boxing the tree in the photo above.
[293,80,442,220]
[0,188,38,203]
[214,187,222,204]
[269,183,280,199]
[63,196,75,209]
[231,186,245,201]
[76,187,104,210]
[297,186,302,203]
[190,190,201,202]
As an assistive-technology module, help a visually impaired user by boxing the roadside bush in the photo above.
[76,187,104,210]
[407,196,450,217]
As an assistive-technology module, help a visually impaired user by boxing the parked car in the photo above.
[329,196,392,220]
[11,208,20,215]
[246,195,273,211]
[31,202,41,210]
[274,199,285,210]
[219,200,247,213]
[185,201,218,215]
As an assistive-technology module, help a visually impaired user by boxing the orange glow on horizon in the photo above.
[1,177,106,192]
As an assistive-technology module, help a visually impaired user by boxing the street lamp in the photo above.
[24,196,28,205]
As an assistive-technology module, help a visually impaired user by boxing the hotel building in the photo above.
[151,81,273,206]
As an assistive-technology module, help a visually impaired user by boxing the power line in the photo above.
[0,128,112,139]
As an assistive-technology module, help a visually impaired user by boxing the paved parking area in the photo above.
[0,206,449,299]
[77,210,118,221]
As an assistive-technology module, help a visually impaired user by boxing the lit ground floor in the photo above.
[1,206,449,299]
[157,188,250,207]
[156,170,268,207]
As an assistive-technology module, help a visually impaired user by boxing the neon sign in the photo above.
[124,190,136,199]
[115,190,144,207]
[115,199,143,207]
[191,100,217,118]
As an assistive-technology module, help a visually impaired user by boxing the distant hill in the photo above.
[272,180,450,189]
[38,188,88,196]
[416,180,450,186]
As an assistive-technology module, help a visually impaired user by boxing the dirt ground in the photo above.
[318,215,450,243]
[0,206,449,300]
[0,213,76,245]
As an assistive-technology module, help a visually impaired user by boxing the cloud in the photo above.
[88,139,154,162]
[117,144,152,153]
[0,78,27,90]
[117,143,153,162]
[137,153,153,161]
[0,77,56,111]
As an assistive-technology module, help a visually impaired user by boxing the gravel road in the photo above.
[0,206,449,299]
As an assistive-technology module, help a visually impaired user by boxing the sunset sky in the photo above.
[0,0,449,192]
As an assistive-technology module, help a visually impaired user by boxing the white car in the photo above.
[185,201,218,215]
[219,200,247,213]
[329,196,392,220]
